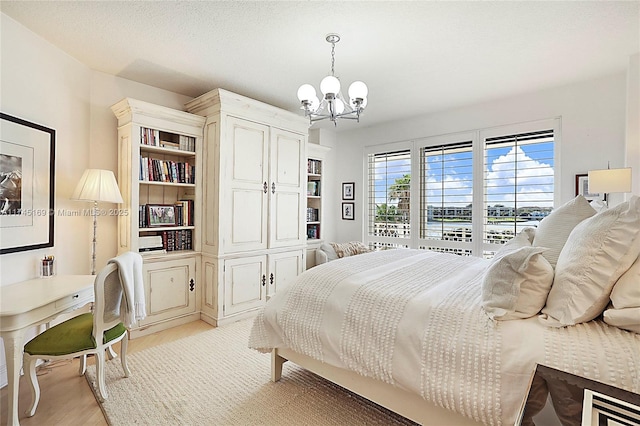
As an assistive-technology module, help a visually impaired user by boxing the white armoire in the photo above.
[186,89,309,325]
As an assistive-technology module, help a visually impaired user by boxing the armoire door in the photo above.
[223,255,266,316]
[223,116,269,253]
[269,127,306,249]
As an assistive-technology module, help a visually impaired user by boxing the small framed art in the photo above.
[575,174,603,202]
[342,182,355,200]
[342,202,355,220]
[147,204,176,227]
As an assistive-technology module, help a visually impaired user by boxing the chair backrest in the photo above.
[92,263,124,343]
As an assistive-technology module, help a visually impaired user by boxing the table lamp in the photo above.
[71,169,123,274]
[588,167,632,207]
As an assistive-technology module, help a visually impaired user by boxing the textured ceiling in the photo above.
[2,1,639,131]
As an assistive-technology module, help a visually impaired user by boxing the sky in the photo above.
[372,140,555,210]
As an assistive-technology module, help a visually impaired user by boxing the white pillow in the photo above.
[532,195,596,268]
[603,308,640,334]
[541,196,640,327]
[482,229,554,320]
[603,254,640,333]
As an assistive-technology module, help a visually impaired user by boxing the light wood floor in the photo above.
[0,320,215,426]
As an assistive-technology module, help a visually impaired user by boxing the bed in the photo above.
[249,196,640,426]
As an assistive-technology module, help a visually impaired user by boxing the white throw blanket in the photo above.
[108,251,146,327]
[249,249,640,426]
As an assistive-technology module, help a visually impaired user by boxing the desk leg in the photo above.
[2,330,25,426]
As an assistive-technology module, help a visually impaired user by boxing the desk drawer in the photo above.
[54,288,93,310]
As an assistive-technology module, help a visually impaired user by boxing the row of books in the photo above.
[140,157,195,184]
[161,229,193,252]
[307,181,320,196]
[139,201,194,228]
[141,128,196,152]
[307,159,322,174]
[306,207,319,222]
[307,224,320,239]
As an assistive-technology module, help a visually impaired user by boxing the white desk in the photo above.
[0,275,94,426]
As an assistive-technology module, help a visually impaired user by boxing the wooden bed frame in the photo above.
[271,348,483,426]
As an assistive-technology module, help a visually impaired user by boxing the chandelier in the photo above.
[296,34,368,125]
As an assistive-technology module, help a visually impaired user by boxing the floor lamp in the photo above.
[588,167,632,207]
[71,169,123,275]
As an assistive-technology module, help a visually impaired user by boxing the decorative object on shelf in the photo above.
[72,169,123,275]
[342,202,355,220]
[146,204,177,227]
[588,164,632,207]
[0,113,55,254]
[342,182,355,200]
[296,34,368,125]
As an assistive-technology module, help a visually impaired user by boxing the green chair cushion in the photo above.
[24,313,126,356]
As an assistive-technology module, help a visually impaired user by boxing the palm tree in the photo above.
[376,203,397,222]
[388,174,410,222]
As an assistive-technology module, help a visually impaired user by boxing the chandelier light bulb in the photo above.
[334,98,345,114]
[320,75,341,96]
[297,84,316,102]
[348,81,368,100]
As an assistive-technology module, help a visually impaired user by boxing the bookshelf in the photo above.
[306,143,331,269]
[111,98,206,337]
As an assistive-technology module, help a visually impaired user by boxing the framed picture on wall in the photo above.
[575,174,604,202]
[342,202,355,220]
[0,113,56,254]
[342,182,355,200]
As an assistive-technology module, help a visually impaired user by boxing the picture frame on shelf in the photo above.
[342,182,355,200]
[342,202,355,220]
[147,204,177,227]
[0,113,55,254]
[575,174,604,202]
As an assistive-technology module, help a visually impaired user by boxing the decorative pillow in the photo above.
[482,229,554,320]
[603,254,640,333]
[603,308,640,334]
[532,195,596,268]
[540,196,640,327]
[330,241,372,258]
[319,243,339,262]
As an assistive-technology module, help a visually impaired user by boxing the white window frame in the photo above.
[363,118,561,257]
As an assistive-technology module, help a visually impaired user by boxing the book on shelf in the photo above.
[307,181,320,196]
[139,157,195,184]
[306,207,319,222]
[307,159,322,174]
[307,224,319,239]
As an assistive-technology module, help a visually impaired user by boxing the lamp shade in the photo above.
[71,169,123,203]
[588,168,632,194]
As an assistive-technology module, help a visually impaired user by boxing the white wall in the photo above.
[332,73,628,242]
[626,53,640,197]
[0,13,194,387]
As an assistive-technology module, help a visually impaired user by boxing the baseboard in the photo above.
[129,312,201,339]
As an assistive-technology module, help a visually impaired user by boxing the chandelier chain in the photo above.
[330,41,336,76]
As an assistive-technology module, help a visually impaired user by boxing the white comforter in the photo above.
[249,249,640,426]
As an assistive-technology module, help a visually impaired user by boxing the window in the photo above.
[366,147,411,249]
[365,119,559,257]
[420,140,473,255]
[483,129,555,254]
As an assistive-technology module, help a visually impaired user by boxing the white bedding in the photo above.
[249,249,640,426]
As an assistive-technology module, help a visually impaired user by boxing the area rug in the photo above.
[85,319,416,425]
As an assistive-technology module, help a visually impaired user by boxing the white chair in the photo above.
[22,263,131,416]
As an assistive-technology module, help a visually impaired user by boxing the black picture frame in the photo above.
[575,173,604,202]
[342,202,355,220]
[0,113,55,254]
[342,182,355,200]
[147,204,177,227]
